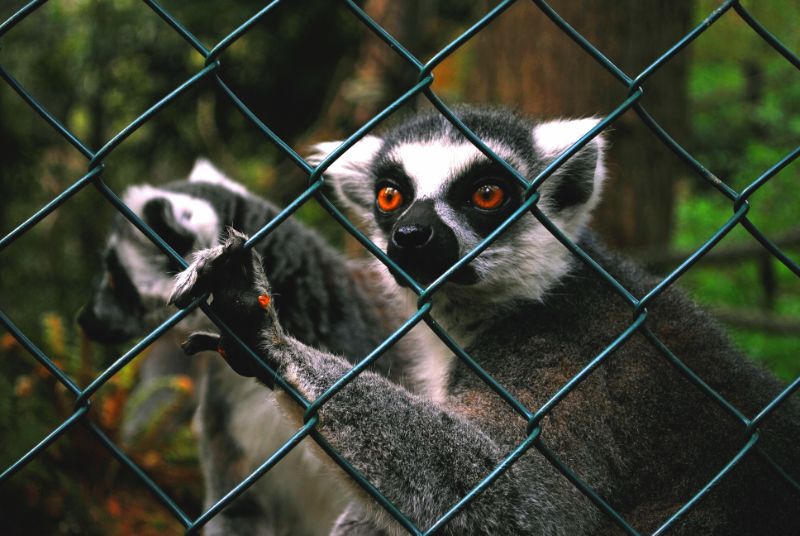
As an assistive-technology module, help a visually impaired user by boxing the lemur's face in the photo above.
[369,142,523,286]
[78,161,238,344]
[78,241,148,345]
[311,107,606,301]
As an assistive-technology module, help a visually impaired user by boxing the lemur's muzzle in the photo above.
[387,200,477,287]
[77,278,145,345]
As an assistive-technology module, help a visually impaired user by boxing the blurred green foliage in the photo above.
[0,1,797,533]
[675,0,799,380]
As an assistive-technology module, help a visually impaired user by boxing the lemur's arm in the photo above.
[170,231,594,535]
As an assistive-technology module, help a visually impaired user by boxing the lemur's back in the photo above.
[452,233,800,535]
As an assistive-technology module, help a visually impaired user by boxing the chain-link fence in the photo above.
[1,0,798,534]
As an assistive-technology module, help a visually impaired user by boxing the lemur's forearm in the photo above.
[248,217,398,370]
[267,332,585,535]
[272,333,500,532]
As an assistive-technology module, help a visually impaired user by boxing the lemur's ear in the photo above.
[532,118,607,216]
[307,136,383,215]
[188,158,250,197]
[142,197,196,256]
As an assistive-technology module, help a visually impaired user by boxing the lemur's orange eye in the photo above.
[472,184,505,210]
[377,186,403,212]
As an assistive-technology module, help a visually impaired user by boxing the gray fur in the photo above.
[173,107,799,535]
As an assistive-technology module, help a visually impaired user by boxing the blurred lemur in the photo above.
[79,160,435,534]
[168,107,799,535]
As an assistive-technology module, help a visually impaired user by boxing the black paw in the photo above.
[180,331,222,355]
[170,229,277,387]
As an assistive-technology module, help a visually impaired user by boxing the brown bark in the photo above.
[468,1,694,250]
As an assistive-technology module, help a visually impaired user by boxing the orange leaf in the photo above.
[1,332,18,351]
[106,496,123,518]
[13,375,34,397]
[171,375,194,394]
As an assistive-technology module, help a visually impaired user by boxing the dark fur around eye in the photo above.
[372,160,412,189]
[444,161,521,237]
[372,160,415,232]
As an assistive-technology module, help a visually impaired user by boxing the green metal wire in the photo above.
[536,440,640,535]
[653,433,761,536]
[0,0,798,534]
[187,417,320,534]
[528,312,648,431]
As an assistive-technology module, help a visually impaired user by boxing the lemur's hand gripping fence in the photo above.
[1,1,798,534]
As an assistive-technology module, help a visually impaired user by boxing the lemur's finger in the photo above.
[169,231,252,308]
[216,229,255,280]
[181,331,273,388]
[181,331,222,355]
[169,248,222,308]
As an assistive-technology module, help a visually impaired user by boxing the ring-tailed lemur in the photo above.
[79,161,438,535]
[170,106,800,535]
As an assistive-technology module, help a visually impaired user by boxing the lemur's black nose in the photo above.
[392,224,433,249]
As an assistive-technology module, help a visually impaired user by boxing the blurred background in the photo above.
[0,0,797,534]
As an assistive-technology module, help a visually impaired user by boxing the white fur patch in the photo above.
[532,118,603,157]
[533,117,608,222]
[118,185,221,304]
[308,136,383,216]
[114,239,174,302]
[307,136,383,171]
[387,142,486,199]
[123,184,220,247]
[187,158,250,197]
[407,322,454,404]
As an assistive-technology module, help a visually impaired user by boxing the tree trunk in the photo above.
[468,0,694,251]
